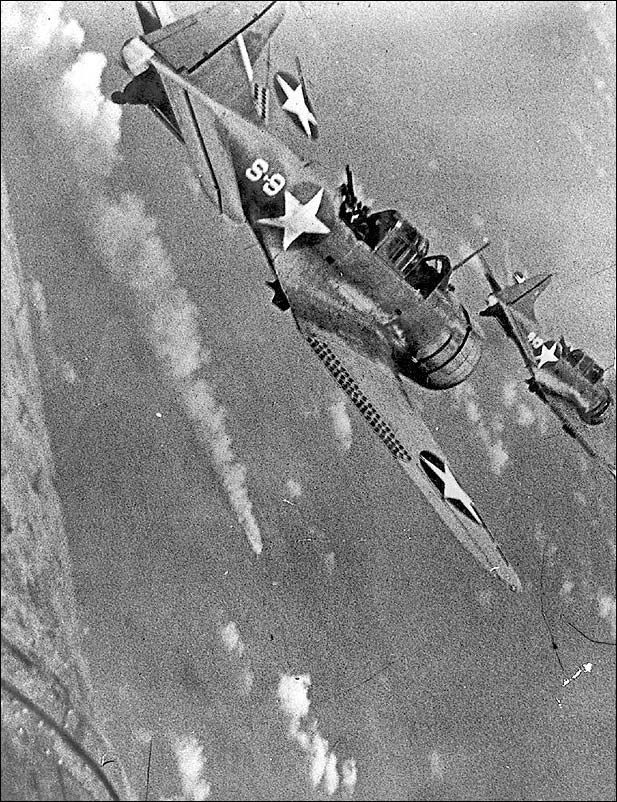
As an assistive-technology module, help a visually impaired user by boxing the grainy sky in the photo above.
[1,2,615,800]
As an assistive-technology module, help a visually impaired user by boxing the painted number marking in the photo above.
[245,158,286,197]
[245,157,268,181]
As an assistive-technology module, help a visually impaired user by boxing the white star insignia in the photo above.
[440,466,484,527]
[420,455,484,527]
[535,341,560,369]
[276,74,316,138]
[257,188,330,251]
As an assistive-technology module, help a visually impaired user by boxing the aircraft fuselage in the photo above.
[497,304,612,425]
[120,34,484,390]
[216,94,483,390]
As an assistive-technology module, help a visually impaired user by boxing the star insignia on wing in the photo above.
[276,74,316,138]
[535,341,560,369]
[257,188,330,250]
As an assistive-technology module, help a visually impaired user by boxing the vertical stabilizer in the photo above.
[135,1,176,34]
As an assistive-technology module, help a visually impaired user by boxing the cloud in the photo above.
[487,439,509,476]
[219,621,254,695]
[322,753,340,795]
[286,478,303,500]
[475,587,494,610]
[172,736,211,802]
[429,749,445,782]
[55,50,122,172]
[559,580,575,597]
[2,2,263,556]
[502,379,549,434]
[220,621,245,657]
[453,383,509,476]
[133,727,154,745]
[329,396,353,453]
[1,1,84,64]
[597,591,616,640]
[278,674,311,722]
[516,403,535,427]
[95,199,263,555]
[340,758,358,795]
[277,674,357,796]
[28,277,79,384]
[469,213,485,231]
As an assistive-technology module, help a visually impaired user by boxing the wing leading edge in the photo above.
[298,318,522,592]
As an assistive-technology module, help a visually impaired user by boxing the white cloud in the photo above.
[597,591,616,640]
[470,213,485,230]
[278,674,311,723]
[340,758,358,795]
[487,438,509,477]
[475,587,493,609]
[220,621,245,657]
[56,50,122,172]
[516,403,535,427]
[322,752,340,795]
[1,1,84,62]
[173,736,211,802]
[134,727,154,745]
[329,396,353,453]
[277,674,357,796]
[559,580,575,597]
[464,397,482,424]
[429,749,445,782]
[2,2,263,557]
[286,478,303,500]
[219,621,254,695]
[453,383,509,476]
[502,379,549,434]
[490,414,505,433]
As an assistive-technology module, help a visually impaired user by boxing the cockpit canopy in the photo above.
[340,205,451,297]
[560,338,605,384]
[338,167,453,298]
[368,212,450,298]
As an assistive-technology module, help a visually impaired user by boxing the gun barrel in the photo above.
[345,164,354,197]
[451,240,490,272]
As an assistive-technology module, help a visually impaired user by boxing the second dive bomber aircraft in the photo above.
[114,1,522,591]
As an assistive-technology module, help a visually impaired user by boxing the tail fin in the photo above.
[135,1,175,34]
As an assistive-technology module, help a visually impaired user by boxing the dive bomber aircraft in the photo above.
[113,1,523,592]
[479,256,615,479]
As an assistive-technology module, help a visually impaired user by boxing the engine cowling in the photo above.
[393,305,483,389]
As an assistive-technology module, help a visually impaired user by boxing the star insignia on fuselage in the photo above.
[535,341,560,369]
[257,188,330,250]
[276,74,316,138]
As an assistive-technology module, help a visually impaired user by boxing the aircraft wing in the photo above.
[529,383,616,481]
[294,315,523,592]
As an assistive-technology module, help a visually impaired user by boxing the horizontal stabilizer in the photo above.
[497,272,552,322]
[481,271,552,323]
[143,2,284,80]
